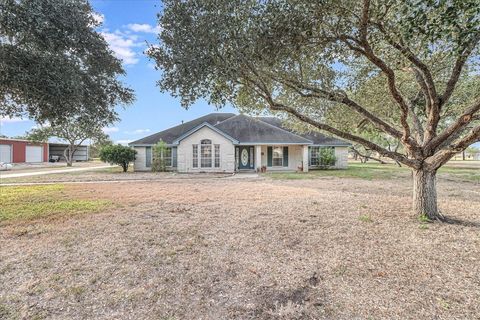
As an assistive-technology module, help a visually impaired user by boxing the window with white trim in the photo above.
[200,139,212,168]
[214,144,220,168]
[272,146,283,166]
[310,147,320,166]
[163,147,172,167]
[193,145,198,168]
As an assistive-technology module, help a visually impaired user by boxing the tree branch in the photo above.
[266,73,407,141]
[426,124,480,169]
[267,99,419,168]
[351,146,387,164]
[239,64,420,168]
[425,97,480,153]
[372,21,438,108]
[440,34,480,106]
[357,0,413,146]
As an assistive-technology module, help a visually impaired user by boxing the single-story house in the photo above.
[129,113,350,173]
[0,138,48,163]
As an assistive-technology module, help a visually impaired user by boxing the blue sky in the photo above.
[0,0,236,144]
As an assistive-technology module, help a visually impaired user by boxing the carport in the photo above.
[48,143,89,162]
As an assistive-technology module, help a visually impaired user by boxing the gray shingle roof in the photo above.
[258,117,351,146]
[129,113,235,145]
[129,112,350,146]
[214,114,312,144]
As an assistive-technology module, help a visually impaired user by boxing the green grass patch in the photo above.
[265,162,479,183]
[358,214,373,223]
[438,166,480,183]
[266,163,408,180]
[0,185,111,222]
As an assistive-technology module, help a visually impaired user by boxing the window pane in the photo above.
[272,146,283,166]
[164,147,172,167]
[193,145,198,168]
[310,147,320,166]
[201,139,211,145]
[201,145,212,167]
[161,148,172,167]
[214,144,220,168]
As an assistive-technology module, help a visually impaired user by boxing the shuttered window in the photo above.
[267,146,288,167]
[283,146,289,167]
[272,146,283,166]
[146,147,152,167]
[163,147,172,167]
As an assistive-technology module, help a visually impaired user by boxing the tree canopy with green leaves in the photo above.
[149,0,480,221]
[28,112,114,166]
[100,144,136,173]
[0,0,134,123]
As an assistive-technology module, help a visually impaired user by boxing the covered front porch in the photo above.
[234,144,309,172]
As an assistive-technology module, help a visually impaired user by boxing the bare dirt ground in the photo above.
[1,176,479,319]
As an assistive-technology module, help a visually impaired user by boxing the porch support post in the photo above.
[302,145,309,172]
[255,145,262,171]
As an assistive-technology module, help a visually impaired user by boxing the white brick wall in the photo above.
[334,146,348,169]
[133,146,148,171]
[135,141,348,172]
[177,126,235,173]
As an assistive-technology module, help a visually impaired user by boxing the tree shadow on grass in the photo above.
[442,216,480,228]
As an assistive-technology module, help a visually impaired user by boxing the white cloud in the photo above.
[92,12,105,25]
[102,126,119,134]
[116,139,133,146]
[126,129,151,134]
[0,116,28,124]
[30,122,50,130]
[127,23,161,34]
[101,30,141,65]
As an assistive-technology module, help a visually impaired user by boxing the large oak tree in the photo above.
[0,0,134,123]
[148,0,480,221]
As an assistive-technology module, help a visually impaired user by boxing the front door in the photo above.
[237,146,253,170]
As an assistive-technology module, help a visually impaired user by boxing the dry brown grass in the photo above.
[0,175,479,319]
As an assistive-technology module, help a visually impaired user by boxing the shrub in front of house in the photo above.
[100,145,136,172]
[319,148,336,169]
[151,140,168,172]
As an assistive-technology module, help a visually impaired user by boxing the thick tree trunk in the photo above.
[66,148,73,167]
[63,148,73,167]
[412,168,444,221]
